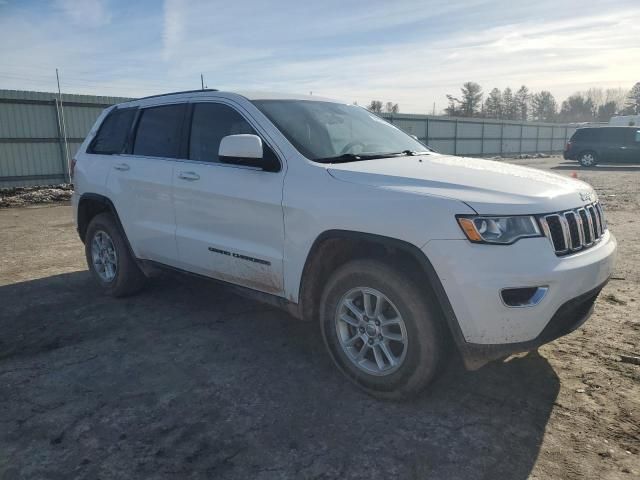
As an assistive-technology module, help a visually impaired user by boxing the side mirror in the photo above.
[219,134,264,168]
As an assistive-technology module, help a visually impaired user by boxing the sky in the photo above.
[0,0,639,113]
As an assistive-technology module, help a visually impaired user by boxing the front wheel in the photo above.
[320,259,447,399]
[578,151,597,167]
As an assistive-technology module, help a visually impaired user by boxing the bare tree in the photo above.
[597,101,617,121]
[367,100,383,113]
[605,88,628,113]
[558,94,595,122]
[385,102,399,113]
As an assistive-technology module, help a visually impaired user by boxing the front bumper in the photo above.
[423,230,616,368]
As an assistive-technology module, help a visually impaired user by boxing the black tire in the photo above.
[578,151,598,167]
[319,259,447,400]
[85,212,146,297]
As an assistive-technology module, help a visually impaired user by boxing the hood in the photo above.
[326,154,596,215]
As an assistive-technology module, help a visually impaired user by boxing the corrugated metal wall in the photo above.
[0,90,130,188]
[381,113,576,157]
[0,89,576,188]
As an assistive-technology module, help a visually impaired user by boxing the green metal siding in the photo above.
[0,89,131,187]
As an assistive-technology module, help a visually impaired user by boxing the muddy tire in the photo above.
[85,213,146,297]
[320,259,447,400]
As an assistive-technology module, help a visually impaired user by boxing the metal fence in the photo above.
[0,89,577,188]
[0,90,130,188]
[381,113,576,157]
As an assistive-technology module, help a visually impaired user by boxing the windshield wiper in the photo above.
[316,150,432,163]
[400,150,431,156]
[317,152,409,163]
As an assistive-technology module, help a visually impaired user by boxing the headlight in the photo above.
[457,215,541,244]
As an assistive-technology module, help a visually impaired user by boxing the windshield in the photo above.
[251,100,430,162]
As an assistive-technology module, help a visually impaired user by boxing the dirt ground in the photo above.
[0,157,638,479]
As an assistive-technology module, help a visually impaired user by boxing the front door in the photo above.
[173,101,286,295]
[621,128,640,163]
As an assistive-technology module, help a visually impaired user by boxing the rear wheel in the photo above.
[85,213,146,297]
[578,151,597,167]
[320,259,447,399]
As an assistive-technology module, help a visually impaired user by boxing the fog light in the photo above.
[501,287,548,307]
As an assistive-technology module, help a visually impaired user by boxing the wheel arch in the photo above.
[77,194,135,254]
[297,230,467,352]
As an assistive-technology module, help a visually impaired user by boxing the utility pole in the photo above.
[201,73,204,90]
[56,68,71,182]
[432,102,436,115]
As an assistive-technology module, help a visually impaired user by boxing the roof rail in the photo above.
[134,88,219,101]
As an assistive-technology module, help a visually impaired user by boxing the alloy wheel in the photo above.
[335,287,408,376]
[91,230,118,282]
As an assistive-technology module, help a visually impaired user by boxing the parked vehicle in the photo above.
[72,90,617,399]
[609,115,640,126]
[564,126,640,166]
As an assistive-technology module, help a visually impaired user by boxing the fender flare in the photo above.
[298,229,469,355]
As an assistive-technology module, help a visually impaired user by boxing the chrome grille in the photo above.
[540,202,607,256]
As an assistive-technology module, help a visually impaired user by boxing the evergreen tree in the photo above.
[502,88,516,120]
[514,86,531,121]
[531,91,557,122]
[445,82,483,117]
[622,82,640,115]
[484,88,502,119]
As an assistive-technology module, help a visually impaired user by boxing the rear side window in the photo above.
[571,129,600,142]
[133,104,186,158]
[189,103,256,162]
[603,128,630,144]
[89,107,136,154]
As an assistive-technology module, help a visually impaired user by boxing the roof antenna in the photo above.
[201,73,204,90]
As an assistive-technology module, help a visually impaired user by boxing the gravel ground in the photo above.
[0,157,638,479]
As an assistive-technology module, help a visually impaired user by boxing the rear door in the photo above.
[106,102,187,265]
[172,101,286,295]
[602,128,630,163]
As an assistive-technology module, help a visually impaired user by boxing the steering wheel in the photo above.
[340,141,366,155]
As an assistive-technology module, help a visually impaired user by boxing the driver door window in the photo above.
[189,103,255,163]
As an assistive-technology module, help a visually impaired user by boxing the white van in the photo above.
[609,115,640,126]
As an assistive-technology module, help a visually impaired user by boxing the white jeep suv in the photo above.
[72,89,617,399]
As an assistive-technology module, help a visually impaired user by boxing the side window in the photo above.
[572,129,599,142]
[89,107,136,154]
[133,104,186,158]
[189,103,256,162]
[605,128,629,145]
[635,130,640,143]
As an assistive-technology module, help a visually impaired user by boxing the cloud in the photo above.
[1,0,639,112]
[162,0,187,61]
[54,0,112,27]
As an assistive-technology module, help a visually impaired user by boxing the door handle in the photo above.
[178,171,200,181]
[113,163,130,171]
